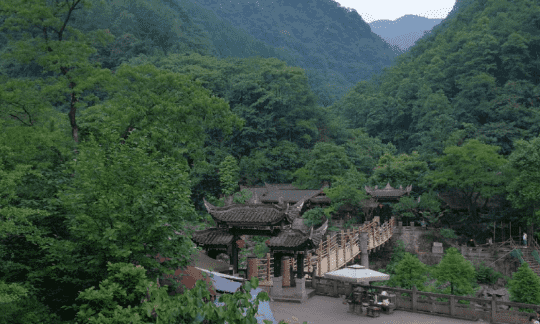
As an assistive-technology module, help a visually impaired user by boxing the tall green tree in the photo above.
[341,127,398,177]
[423,139,508,220]
[387,253,429,290]
[322,169,369,221]
[219,155,240,196]
[292,142,355,189]
[508,261,540,310]
[505,137,540,229]
[368,151,429,193]
[431,247,476,296]
[392,190,443,225]
[0,0,116,143]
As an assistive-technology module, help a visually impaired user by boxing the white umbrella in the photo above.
[324,264,390,284]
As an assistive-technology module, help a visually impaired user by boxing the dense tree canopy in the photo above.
[2,0,540,322]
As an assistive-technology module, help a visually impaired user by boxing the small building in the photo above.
[190,192,328,302]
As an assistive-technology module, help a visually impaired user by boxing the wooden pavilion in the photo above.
[190,192,328,284]
[362,182,412,221]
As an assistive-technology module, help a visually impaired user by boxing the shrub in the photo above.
[0,295,61,324]
[474,261,503,285]
[439,228,458,239]
[65,261,279,324]
[508,262,540,311]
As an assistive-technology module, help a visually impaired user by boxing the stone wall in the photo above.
[392,222,520,278]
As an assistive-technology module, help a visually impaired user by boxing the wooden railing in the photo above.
[254,217,395,285]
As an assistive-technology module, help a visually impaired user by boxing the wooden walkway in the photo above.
[257,217,395,285]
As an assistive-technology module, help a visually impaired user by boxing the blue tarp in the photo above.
[194,267,277,324]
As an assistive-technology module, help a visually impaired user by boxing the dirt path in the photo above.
[269,295,479,324]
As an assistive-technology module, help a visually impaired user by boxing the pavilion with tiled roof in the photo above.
[190,191,329,292]
[364,182,412,201]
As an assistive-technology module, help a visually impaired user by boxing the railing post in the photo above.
[327,234,331,272]
[412,285,418,312]
[347,228,352,261]
[336,233,339,268]
[267,253,270,280]
[450,295,455,317]
[318,240,322,277]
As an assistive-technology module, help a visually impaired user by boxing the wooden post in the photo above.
[336,232,340,268]
[327,235,331,272]
[267,253,271,280]
[450,295,455,317]
[317,240,322,277]
[493,222,496,243]
[347,228,352,261]
[412,285,417,312]
[510,221,512,243]
[307,252,311,274]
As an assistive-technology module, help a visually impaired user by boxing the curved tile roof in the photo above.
[203,198,288,225]
[266,219,328,250]
[365,182,412,198]
[191,228,234,246]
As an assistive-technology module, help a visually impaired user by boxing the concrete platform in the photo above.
[258,285,316,303]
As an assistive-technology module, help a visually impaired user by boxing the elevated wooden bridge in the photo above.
[255,217,396,285]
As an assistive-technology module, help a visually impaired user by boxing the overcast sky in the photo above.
[336,0,456,23]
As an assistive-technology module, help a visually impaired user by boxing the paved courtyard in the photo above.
[269,295,480,324]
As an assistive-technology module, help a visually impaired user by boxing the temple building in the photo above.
[190,191,328,301]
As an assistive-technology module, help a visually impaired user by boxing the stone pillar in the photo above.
[360,231,369,269]
[282,256,291,287]
[296,253,305,278]
[432,242,443,254]
[271,276,283,296]
[247,256,258,280]
[294,277,307,301]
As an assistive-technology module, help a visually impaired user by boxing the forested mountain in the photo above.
[185,0,404,106]
[369,15,443,52]
[331,0,540,159]
[2,0,540,323]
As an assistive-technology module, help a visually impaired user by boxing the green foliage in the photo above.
[432,247,476,296]
[392,190,442,224]
[253,242,269,259]
[424,139,508,220]
[510,249,525,264]
[508,262,540,311]
[302,207,326,228]
[233,188,254,204]
[387,253,429,290]
[439,228,459,239]
[532,250,540,265]
[341,127,398,176]
[384,239,407,275]
[368,151,429,190]
[505,136,540,225]
[0,282,61,324]
[219,155,240,196]
[292,142,355,189]
[474,261,503,285]
[322,168,368,219]
[70,261,273,323]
